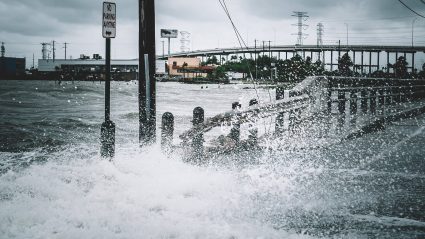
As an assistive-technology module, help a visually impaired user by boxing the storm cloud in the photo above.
[0,0,425,66]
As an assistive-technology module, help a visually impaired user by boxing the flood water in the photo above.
[1,80,424,238]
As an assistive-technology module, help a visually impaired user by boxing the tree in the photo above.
[393,56,408,78]
[338,52,353,76]
[204,56,219,65]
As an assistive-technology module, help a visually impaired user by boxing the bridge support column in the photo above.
[192,107,204,163]
[412,53,415,73]
[369,51,372,75]
[361,51,364,75]
[387,51,390,74]
[330,51,334,71]
[377,51,380,72]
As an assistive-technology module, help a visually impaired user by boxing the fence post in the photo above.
[192,107,204,163]
[370,90,377,114]
[387,87,393,105]
[248,99,258,146]
[338,91,346,115]
[229,102,241,143]
[327,88,332,114]
[275,86,285,136]
[361,90,368,113]
[161,112,174,152]
[350,91,357,115]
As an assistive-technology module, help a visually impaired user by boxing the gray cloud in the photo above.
[1,0,425,66]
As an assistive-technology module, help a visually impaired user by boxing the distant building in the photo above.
[38,58,165,74]
[0,57,26,78]
[38,59,138,72]
[168,57,214,79]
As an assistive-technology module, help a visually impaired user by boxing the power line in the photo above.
[398,0,425,18]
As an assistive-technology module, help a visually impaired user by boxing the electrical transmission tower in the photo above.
[291,11,309,45]
[317,23,324,47]
[180,31,191,52]
[1,42,5,57]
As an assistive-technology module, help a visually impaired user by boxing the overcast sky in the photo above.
[1,0,425,67]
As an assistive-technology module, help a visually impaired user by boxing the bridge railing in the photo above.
[160,76,425,162]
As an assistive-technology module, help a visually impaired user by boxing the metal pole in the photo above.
[106,39,111,121]
[139,0,156,145]
[344,23,348,46]
[254,39,257,80]
[168,37,171,57]
[161,40,165,58]
[101,38,115,158]
[412,18,418,48]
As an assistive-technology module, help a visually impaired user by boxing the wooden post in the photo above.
[139,0,157,145]
[229,102,241,143]
[161,112,174,152]
[248,99,258,146]
[192,107,204,163]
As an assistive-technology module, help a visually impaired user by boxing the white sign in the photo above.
[103,2,116,38]
[156,60,166,74]
[161,29,178,38]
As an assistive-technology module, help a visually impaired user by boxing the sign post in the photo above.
[101,1,116,158]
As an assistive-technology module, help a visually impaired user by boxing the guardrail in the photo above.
[159,76,425,162]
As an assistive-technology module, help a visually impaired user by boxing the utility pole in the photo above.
[344,23,348,46]
[254,39,258,80]
[32,53,34,68]
[139,0,156,145]
[52,40,56,62]
[63,42,69,60]
[262,40,265,57]
[291,11,309,45]
[0,42,4,57]
[269,40,272,81]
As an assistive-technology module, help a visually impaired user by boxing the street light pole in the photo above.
[344,23,348,46]
[412,18,418,48]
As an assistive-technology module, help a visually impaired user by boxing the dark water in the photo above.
[0,80,424,238]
